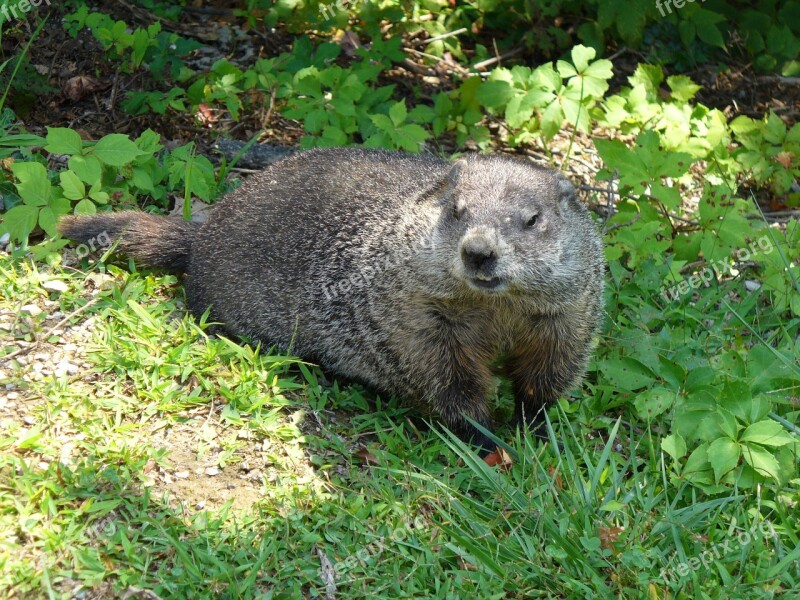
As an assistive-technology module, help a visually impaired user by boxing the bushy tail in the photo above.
[58,211,200,272]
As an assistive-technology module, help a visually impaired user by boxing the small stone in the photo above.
[174,471,190,479]
[205,466,220,476]
[54,360,79,377]
[20,305,43,317]
[744,280,761,292]
[23,415,35,425]
[42,280,68,294]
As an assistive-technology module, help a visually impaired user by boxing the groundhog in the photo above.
[59,148,606,454]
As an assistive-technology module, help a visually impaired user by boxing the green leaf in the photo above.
[707,438,740,482]
[88,184,109,205]
[394,123,429,152]
[600,500,625,512]
[388,100,408,127]
[304,109,328,133]
[0,204,39,242]
[692,9,726,49]
[45,127,84,155]
[634,387,675,419]
[92,133,142,166]
[714,408,740,440]
[556,60,577,79]
[741,443,781,481]
[667,75,702,102]
[74,199,97,215]
[695,22,725,49]
[741,420,795,447]
[570,45,596,73]
[764,111,787,144]
[69,154,103,184]
[369,113,394,132]
[613,0,646,44]
[12,162,52,207]
[599,357,655,391]
[59,170,85,201]
[662,433,687,460]
[594,139,648,191]
[135,129,163,154]
[682,443,711,480]
[476,80,513,109]
[38,207,59,237]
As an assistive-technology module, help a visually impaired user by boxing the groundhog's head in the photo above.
[427,155,603,303]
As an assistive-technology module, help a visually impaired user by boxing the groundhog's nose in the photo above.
[461,237,497,273]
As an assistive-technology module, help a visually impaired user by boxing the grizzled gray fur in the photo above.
[59,148,606,454]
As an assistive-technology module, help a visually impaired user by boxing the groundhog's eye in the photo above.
[525,214,539,228]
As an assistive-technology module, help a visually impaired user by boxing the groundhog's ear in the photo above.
[557,176,577,210]
[447,158,467,187]
[441,158,467,206]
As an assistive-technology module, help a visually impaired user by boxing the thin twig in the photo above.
[411,28,467,46]
[404,47,468,74]
[756,75,800,86]
[473,47,524,71]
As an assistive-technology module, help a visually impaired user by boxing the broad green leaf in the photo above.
[389,100,407,127]
[370,114,394,132]
[74,199,97,215]
[135,129,163,154]
[572,45,597,72]
[682,443,710,480]
[617,4,647,45]
[661,433,687,460]
[728,391,773,424]
[634,387,675,419]
[741,443,781,481]
[707,438,740,482]
[599,357,656,391]
[38,207,59,237]
[88,184,109,205]
[45,127,83,155]
[12,162,51,207]
[741,420,795,447]
[556,60,578,79]
[92,134,142,166]
[476,81,512,109]
[714,408,740,439]
[131,167,155,193]
[600,500,625,512]
[59,170,85,201]
[0,204,39,242]
[667,75,702,102]
[69,154,103,184]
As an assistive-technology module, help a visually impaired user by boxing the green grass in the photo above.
[1,245,797,599]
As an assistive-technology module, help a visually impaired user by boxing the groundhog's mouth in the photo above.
[469,276,507,292]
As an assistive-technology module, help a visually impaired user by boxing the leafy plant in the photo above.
[0,128,218,245]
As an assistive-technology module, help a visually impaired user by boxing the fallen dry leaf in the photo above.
[547,465,564,489]
[599,526,625,552]
[355,447,379,466]
[774,151,794,169]
[62,75,104,102]
[483,448,513,471]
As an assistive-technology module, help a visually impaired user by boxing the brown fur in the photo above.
[58,148,606,453]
